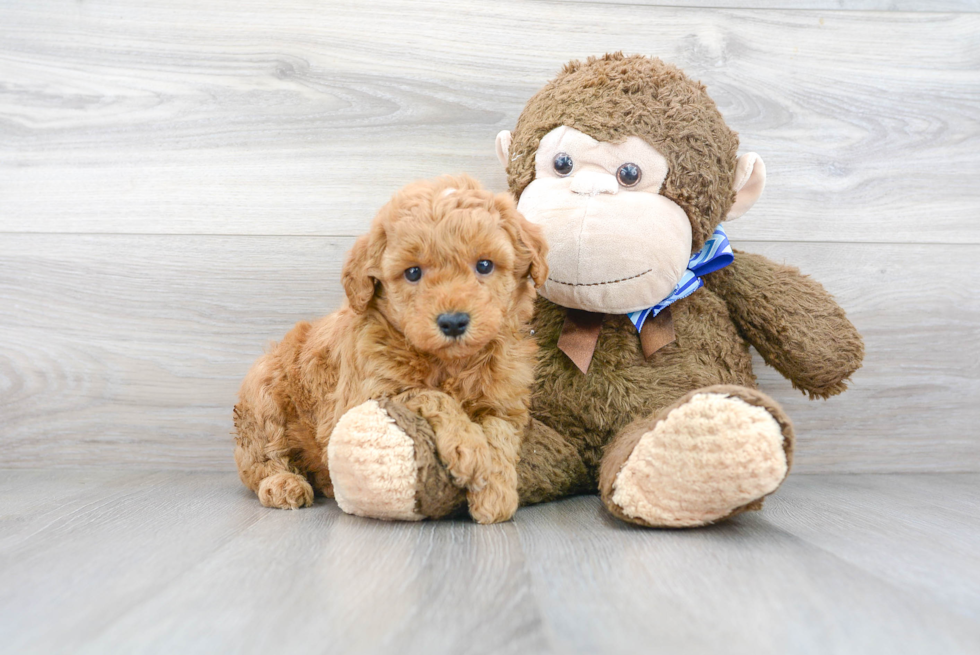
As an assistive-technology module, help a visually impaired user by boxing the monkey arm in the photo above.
[704,250,864,399]
[392,388,492,491]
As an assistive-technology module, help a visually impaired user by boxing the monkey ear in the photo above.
[726,153,767,220]
[341,230,384,313]
[495,130,513,169]
[495,193,549,288]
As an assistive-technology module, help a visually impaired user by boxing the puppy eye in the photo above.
[404,266,422,282]
[475,260,494,275]
[616,163,641,187]
[553,153,573,177]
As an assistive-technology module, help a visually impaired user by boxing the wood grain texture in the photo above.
[2,3,977,650]
[0,470,545,655]
[1,235,977,472]
[765,474,980,619]
[0,470,269,653]
[562,1,980,11]
[1,1,977,472]
[88,502,545,655]
[1,471,979,654]
[516,482,980,655]
[1,1,978,242]
[0,235,347,469]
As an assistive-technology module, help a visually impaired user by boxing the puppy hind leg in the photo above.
[234,390,313,511]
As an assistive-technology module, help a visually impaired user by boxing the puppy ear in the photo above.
[518,216,549,288]
[495,192,549,288]
[342,229,385,312]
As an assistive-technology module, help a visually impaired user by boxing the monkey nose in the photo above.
[437,312,470,337]
[570,171,619,196]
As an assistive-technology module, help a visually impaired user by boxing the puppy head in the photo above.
[342,174,548,359]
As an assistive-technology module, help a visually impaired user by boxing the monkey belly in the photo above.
[529,294,756,477]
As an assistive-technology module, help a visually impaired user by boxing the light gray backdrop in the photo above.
[1,0,978,472]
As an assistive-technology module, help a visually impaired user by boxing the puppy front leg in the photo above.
[393,389,492,493]
[466,416,521,524]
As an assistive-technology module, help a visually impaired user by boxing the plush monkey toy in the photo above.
[327,53,864,527]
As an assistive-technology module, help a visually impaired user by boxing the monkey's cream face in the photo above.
[515,126,692,314]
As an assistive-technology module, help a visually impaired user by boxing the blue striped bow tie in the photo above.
[627,225,734,332]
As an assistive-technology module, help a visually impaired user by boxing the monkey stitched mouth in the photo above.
[547,268,653,287]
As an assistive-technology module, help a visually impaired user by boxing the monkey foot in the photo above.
[327,400,424,521]
[327,400,465,521]
[601,386,794,528]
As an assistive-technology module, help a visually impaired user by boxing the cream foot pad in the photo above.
[328,400,424,521]
[612,393,787,527]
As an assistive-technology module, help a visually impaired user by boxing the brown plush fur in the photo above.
[506,52,739,251]
[374,404,595,520]
[705,250,865,399]
[530,292,759,479]
[233,174,548,524]
[379,397,466,519]
[387,54,864,527]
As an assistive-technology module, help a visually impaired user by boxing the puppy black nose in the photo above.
[437,312,470,337]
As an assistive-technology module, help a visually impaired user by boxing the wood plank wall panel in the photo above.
[565,1,980,11]
[2,1,978,242]
[1,0,977,471]
[1,235,977,472]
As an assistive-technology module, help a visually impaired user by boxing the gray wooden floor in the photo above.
[1,471,978,655]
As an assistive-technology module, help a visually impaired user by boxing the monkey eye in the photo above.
[553,152,574,177]
[617,163,641,187]
[476,259,494,275]
[404,266,422,282]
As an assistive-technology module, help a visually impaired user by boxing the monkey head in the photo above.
[495,53,766,314]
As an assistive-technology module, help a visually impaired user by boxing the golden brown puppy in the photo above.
[233,174,547,523]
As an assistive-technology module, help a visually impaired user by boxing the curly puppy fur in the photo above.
[233,174,548,523]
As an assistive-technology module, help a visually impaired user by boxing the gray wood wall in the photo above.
[1,0,978,473]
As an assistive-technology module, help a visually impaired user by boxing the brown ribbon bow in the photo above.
[557,307,675,375]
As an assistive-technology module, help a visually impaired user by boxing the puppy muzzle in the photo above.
[436,312,470,338]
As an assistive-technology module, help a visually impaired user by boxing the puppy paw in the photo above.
[443,438,492,491]
[258,472,314,510]
[467,479,519,524]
